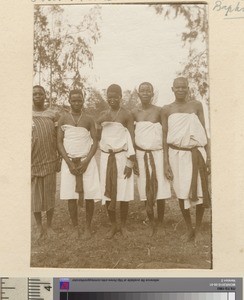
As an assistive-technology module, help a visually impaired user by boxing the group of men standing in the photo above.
[31,77,210,242]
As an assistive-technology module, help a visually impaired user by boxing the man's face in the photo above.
[107,91,121,109]
[69,93,84,112]
[172,79,188,101]
[138,84,154,105]
[33,87,45,108]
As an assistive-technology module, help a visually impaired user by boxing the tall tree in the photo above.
[85,88,108,119]
[151,4,209,105]
[33,5,101,106]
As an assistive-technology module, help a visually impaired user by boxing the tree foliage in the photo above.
[33,5,101,106]
[122,89,140,111]
[151,4,209,105]
[84,88,143,118]
[85,88,108,119]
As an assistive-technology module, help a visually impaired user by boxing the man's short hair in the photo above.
[107,84,122,97]
[69,89,84,100]
[33,85,46,95]
[138,82,154,92]
[173,77,188,87]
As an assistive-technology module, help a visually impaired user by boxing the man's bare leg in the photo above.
[157,199,166,236]
[83,199,94,240]
[145,202,156,237]
[120,202,129,238]
[178,199,194,241]
[33,212,43,239]
[46,208,55,237]
[68,200,79,237]
[195,204,205,241]
[106,201,117,239]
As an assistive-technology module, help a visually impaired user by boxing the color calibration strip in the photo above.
[59,292,235,300]
[0,278,242,300]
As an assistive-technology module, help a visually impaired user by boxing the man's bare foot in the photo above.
[36,225,44,239]
[108,201,116,211]
[181,229,195,242]
[157,223,166,237]
[46,227,56,238]
[194,229,204,243]
[70,226,80,239]
[106,225,118,239]
[33,226,44,244]
[83,228,92,240]
[120,226,130,238]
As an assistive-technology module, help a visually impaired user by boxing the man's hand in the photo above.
[124,166,132,179]
[206,159,211,175]
[164,162,173,181]
[67,161,79,176]
[56,157,62,173]
[76,159,89,174]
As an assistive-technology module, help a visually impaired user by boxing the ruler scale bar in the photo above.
[29,280,40,282]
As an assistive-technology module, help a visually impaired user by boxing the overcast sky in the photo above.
[63,4,206,107]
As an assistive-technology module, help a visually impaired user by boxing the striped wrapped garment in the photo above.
[31,109,59,212]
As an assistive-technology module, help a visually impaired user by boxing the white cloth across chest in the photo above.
[167,113,207,148]
[99,122,135,157]
[61,125,92,158]
[135,121,163,150]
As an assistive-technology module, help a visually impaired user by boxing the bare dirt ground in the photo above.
[31,168,212,269]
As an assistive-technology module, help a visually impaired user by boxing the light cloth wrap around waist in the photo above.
[100,122,135,209]
[61,125,92,203]
[135,122,164,211]
[135,121,171,201]
[167,113,209,208]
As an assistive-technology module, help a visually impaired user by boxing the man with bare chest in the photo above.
[57,89,101,240]
[132,82,171,236]
[162,77,211,242]
[97,84,135,239]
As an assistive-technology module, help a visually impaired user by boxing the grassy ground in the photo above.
[31,168,212,269]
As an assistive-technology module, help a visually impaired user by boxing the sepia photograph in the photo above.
[31,3,211,269]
